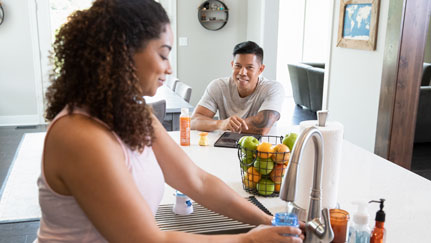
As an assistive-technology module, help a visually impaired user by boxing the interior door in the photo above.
[375,0,431,169]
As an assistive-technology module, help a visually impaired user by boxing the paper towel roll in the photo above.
[295,120,343,213]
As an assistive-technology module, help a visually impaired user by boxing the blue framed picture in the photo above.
[337,0,380,50]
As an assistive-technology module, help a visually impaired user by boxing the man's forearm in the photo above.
[244,110,280,135]
[191,116,221,131]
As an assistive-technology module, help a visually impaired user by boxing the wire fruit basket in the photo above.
[237,135,290,197]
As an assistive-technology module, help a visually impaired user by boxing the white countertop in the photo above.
[164,130,431,242]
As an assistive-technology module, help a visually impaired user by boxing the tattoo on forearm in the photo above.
[250,110,280,128]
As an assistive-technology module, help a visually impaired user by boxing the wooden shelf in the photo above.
[200,19,227,23]
[200,9,228,12]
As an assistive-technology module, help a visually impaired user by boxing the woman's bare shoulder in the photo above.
[48,114,118,149]
[45,114,124,170]
[43,114,125,195]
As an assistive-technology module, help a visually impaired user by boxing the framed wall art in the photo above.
[336,0,381,50]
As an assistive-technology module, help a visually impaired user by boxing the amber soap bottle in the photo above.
[369,199,386,243]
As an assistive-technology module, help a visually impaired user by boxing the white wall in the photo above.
[177,0,248,106]
[0,0,43,125]
[326,0,390,152]
[260,0,279,80]
[246,0,264,45]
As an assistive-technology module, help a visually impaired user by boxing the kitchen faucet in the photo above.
[279,112,334,242]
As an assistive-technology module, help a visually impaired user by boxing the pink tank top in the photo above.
[36,107,165,242]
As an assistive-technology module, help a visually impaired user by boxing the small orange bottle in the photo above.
[180,108,190,146]
[369,199,386,243]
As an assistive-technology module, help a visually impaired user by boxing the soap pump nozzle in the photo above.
[369,199,386,223]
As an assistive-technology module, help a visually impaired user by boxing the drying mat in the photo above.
[156,196,272,235]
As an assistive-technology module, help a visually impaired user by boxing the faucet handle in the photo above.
[305,208,334,242]
[321,208,334,242]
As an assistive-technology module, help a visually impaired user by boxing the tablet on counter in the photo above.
[213,132,261,148]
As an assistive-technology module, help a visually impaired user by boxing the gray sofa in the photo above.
[414,63,431,143]
[287,63,325,112]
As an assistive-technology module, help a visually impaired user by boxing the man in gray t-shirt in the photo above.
[191,41,284,135]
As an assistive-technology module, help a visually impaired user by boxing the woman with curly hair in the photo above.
[37,0,304,242]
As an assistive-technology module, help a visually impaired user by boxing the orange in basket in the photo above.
[271,144,290,164]
[270,163,287,184]
[246,167,262,183]
[256,142,274,159]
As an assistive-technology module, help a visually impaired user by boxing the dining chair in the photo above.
[166,77,179,91]
[148,99,166,123]
[174,82,192,103]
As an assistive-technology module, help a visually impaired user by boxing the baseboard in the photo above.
[0,115,41,126]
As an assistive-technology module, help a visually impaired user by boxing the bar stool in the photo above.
[166,77,179,91]
[174,82,192,103]
[148,99,166,123]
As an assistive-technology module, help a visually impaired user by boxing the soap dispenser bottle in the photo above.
[348,201,371,243]
[369,199,386,243]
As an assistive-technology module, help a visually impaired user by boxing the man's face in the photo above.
[231,54,265,97]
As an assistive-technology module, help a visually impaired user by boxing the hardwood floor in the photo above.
[0,97,428,241]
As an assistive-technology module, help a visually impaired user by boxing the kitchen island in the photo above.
[163,130,431,242]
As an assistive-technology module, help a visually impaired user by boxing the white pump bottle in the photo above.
[348,201,371,243]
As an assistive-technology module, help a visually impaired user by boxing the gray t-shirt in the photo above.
[197,77,285,120]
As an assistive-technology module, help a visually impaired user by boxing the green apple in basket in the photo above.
[282,132,298,151]
[239,136,259,168]
[240,154,256,171]
[237,136,247,146]
[256,178,275,196]
[253,157,274,175]
[240,136,259,151]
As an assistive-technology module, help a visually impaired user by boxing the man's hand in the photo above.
[191,106,280,135]
[219,115,249,133]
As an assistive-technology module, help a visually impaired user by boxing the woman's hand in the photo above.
[243,225,304,243]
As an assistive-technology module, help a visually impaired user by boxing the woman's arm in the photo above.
[46,115,301,242]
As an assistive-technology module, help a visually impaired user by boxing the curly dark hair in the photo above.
[45,0,170,151]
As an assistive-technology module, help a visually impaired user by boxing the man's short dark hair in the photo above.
[232,41,264,64]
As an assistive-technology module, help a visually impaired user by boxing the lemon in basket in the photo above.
[242,174,257,190]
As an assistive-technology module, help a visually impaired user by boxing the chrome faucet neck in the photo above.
[279,126,334,243]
